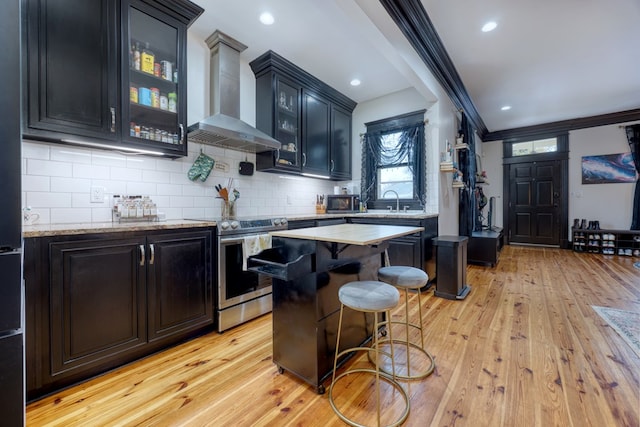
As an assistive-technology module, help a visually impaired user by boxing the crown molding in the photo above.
[379,0,639,142]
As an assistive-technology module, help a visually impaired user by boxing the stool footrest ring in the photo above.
[329,368,410,427]
[368,339,436,380]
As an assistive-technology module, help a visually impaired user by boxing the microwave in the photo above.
[326,194,360,213]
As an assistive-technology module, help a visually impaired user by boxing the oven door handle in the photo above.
[220,237,247,245]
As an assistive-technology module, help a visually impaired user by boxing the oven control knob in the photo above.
[274,218,281,225]
[230,221,240,229]
[219,221,230,230]
[280,218,287,226]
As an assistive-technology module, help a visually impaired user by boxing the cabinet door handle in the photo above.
[276,149,280,162]
[330,159,334,172]
[139,245,145,266]
[302,152,306,166]
[149,244,155,265]
[110,107,116,133]
[179,124,184,143]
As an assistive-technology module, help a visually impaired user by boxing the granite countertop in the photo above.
[288,211,439,221]
[22,219,217,238]
[271,223,424,245]
[22,211,438,238]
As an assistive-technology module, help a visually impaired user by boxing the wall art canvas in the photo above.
[581,153,637,184]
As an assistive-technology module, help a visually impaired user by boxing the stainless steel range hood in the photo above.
[187,30,280,152]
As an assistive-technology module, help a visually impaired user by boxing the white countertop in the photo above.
[270,223,424,245]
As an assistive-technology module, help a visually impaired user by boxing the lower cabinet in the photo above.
[348,216,438,283]
[467,227,504,267]
[24,227,213,401]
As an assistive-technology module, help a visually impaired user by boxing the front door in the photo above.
[508,160,562,245]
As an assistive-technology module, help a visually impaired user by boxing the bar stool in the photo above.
[329,280,410,427]
[376,266,435,380]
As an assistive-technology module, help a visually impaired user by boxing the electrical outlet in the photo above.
[91,186,104,203]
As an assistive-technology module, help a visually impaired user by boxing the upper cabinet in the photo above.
[250,51,357,180]
[22,0,203,157]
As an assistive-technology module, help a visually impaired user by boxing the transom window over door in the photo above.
[361,110,426,210]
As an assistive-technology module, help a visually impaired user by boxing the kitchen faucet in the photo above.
[382,189,399,212]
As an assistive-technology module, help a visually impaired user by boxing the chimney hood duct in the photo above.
[187,30,280,152]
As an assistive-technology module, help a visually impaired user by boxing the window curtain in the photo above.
[458,112,478,236]
[625,124,640,230]
[361,121,426,207]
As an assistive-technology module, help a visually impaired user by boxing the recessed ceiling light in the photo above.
[259,12,274,25]
[482,21,497,32]
[501,105,511,111]
[350,79,361,86]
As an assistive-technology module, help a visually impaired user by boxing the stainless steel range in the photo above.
[216,216,288,332]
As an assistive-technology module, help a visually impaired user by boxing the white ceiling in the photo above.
[188,0,640,133]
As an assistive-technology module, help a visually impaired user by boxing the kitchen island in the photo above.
[248,223,423,393]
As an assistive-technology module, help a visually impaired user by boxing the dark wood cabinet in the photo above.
[147,231,213,342]
[250,50,356,180]
[23,0,202,157]
[330,105,352,180]
[24,0,119,141]
[467,228,503,266]
[302,90,331,176]
[48,236,148,381]
[348,216,438,283]
[24,227,213,400]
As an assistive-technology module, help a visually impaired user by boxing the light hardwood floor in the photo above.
[26,246,640,426]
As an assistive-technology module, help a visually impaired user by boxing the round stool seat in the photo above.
[378,266,428,290]
[339,280,399,312]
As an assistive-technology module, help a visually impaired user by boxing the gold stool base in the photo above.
[329,368,410,427]
[368,338,436,380]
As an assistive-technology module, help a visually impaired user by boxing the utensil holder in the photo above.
[221,201,236,220]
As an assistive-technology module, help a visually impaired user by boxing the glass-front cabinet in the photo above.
[251,50,356,180]
[23,0,201,157]
[123,1,187,156]
[274,79,301,169]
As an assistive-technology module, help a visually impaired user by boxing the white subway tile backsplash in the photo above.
[170,171,196,186]
[156,158,183,173]
[157,184,183,196]
[91,208,113,223]
[91,152,127,167]
[51,208,92,224]
[73,163,110,179]
[72,192,107,208]
[21,140,335,224]
[127,156,156,170]
[110,167,142,182]
[182,184,206,197]
[51,177,91,193]
[22,141,50,160]
[126,182,157,196]
[27,158,73,177]
[51,146,92,164]
[27,191,72,208]
[142,169,172,183]
[169,196,194,208]
[92,180,127,196]
[22,175,50,192]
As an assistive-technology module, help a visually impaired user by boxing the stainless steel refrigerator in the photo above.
[0,0,25,425]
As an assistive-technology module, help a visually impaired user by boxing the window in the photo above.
[361,110,426,210]
[512,138,558,156]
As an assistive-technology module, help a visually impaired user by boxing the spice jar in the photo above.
[150,87,160,108]
[141,43,155,74]
[168,92,177,112]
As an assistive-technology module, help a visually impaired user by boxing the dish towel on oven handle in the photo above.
[242,233,273,270]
